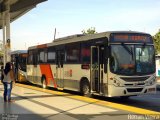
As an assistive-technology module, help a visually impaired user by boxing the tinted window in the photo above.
[28,50,33,64]
[66,43,80,63]
[47,47,56,63]
[38,49,47,63]
[81,43,91,63]
[110,44,155,75]
[33,50,38,65]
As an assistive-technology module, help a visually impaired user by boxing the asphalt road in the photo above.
[92,91,160,112]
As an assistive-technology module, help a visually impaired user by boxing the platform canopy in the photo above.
[0,0,47,29]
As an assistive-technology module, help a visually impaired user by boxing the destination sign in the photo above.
[110,33,153,43]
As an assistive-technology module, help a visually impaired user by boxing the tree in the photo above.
[82,27,97,34]
[153,30,160,54]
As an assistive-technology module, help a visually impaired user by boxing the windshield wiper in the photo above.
[121,43,134,60]
[142,43,146,50]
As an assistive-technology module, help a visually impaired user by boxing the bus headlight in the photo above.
[113,79,123,87]
[145,77,156,86]
[150,78,156,85]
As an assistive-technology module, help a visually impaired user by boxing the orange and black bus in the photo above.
[11,50,28,82]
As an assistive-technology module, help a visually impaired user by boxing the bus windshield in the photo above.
[110,44,155,75]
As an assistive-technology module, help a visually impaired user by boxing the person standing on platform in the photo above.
[2,62,15,102]
[1,65,4,83]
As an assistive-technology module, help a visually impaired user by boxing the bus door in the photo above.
[56,50,65,89]
[15,56,19,81]
[33,52,38,83]
[91,45,105,94]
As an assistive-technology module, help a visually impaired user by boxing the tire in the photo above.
[42,77,47,89]
[80,81,91,97]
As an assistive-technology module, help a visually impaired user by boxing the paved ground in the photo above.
[0,83,160,120]
[0,84,132,120]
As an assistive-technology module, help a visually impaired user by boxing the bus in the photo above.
[11,50,28,83]
[27,31,156,98]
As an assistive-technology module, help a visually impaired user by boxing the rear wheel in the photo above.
[42,77,47,89]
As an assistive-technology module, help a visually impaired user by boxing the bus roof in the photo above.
[28,31,151,50]
[11,50,28,55]
[53,31,148,42]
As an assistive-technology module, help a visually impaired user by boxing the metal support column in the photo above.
[5,0,11,62]
[2,12,6,66]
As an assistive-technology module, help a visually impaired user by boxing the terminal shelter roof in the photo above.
[0,0,47,28]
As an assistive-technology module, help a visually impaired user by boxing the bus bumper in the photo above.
[108,84,156,97]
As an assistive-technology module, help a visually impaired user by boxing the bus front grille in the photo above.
[124,83,145,86]
[121,77,149,82]
[127,88,143,92]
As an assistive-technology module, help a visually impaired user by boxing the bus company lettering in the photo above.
[64,70,72,77]
[81,64,90,69]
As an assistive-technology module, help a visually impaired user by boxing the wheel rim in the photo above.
[83,84,89,95]
[42,79,46,89]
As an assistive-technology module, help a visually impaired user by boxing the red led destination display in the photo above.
[110,33,153,43]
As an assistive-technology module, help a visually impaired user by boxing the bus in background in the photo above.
[27,31,156,98]
[11,50,28,83]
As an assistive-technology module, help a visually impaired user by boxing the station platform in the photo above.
[0,83,130,120]
[0,83,159,120]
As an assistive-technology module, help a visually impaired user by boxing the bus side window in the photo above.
[38,48,47,63]
[28,51,33,65]
[47,51,56,63]
[66,43,80,63]
[81,43,91,64]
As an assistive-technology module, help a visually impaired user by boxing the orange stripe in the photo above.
[37,44,47,49]
[39,64,57,88]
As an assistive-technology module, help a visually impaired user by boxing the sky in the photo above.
[1,0,160,50]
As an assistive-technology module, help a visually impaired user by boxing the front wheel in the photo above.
[80,81,91,97]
